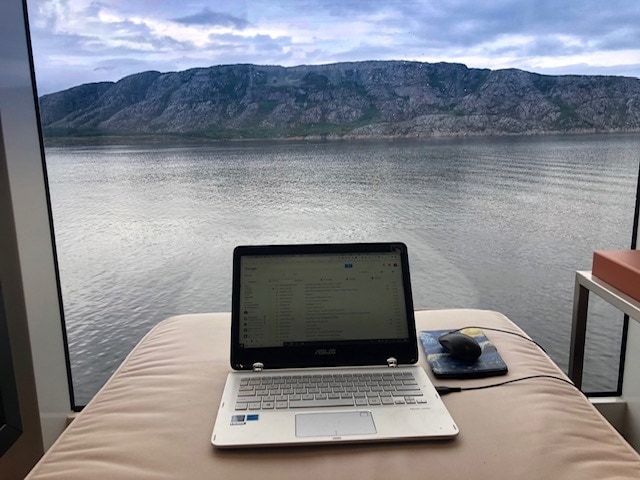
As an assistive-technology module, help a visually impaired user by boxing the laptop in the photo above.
[211,242,459,447]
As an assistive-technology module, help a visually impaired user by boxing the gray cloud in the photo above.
[172,8,249,29]
[391,0,640,53]
[27,0,640,94]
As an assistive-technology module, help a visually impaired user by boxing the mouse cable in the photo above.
[435,374,583,396]
[449,326,547,354]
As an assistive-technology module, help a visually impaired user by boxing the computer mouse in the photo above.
[438,332,482,362]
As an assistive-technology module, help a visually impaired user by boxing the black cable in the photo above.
[435,374,584,396]
[450,326,548,354]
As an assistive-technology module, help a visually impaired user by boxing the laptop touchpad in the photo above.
[295,411,377,437]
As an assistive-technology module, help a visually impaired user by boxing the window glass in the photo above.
[27,0,640,404]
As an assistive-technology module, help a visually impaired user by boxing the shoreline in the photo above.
[42,128,640,147]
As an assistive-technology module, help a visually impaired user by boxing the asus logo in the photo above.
[314,348,336,355]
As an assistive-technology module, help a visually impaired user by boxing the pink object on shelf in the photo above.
[592,250,640,302]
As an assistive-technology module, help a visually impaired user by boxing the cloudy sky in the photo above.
[27,0,640,94]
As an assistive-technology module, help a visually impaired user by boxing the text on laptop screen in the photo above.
[239,251,408,348]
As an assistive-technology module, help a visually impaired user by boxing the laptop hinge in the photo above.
[386,357,398,368]
[252,362,264,372]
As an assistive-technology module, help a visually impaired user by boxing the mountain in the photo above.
[38,61,640,139]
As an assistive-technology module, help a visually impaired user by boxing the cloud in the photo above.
[172,8,249,29]
[532,62,640,79]
[26,0,640,94]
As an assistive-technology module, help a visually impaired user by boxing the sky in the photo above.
[27,0,640,94]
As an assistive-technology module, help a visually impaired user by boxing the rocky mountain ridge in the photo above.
[38,60,640,139]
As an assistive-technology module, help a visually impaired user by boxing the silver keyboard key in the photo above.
[289,398,355,408]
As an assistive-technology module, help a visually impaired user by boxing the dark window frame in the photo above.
[0,282,23,456]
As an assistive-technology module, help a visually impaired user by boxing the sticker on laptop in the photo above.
[231,414,259,425]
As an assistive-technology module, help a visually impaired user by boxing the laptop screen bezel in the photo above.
[230,242,418,370]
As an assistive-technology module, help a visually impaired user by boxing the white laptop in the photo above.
[211,242,458,447]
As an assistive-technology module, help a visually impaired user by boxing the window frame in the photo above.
[9,0,640,412]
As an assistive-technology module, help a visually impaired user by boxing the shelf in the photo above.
[568,270,640,390]
[576,271,640,323]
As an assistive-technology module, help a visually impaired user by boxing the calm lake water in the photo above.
[45,134,640,405]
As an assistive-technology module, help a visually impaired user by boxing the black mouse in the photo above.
[438,332,482,362]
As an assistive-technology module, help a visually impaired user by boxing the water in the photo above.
[44,134,640,405]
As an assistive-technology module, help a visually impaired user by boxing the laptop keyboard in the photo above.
[234,371,428,411]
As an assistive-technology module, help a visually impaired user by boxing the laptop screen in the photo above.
[230,243,417,370]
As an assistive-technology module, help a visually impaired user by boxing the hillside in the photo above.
[38,60,640,139]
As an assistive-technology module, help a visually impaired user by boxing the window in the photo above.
[26,0,640,406]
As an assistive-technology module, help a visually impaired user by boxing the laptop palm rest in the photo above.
[295,411,377,437]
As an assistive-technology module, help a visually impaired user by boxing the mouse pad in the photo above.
[420,328,508,378]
